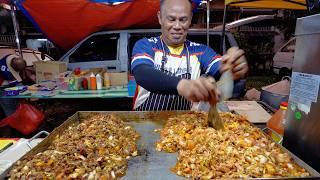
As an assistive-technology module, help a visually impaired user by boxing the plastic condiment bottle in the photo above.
[103,72,111,88]
[96,74,102,90]
[81,78,88,90]
[267,102,288,142]
[90,73,97,90]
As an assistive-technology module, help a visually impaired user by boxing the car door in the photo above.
[61,33,121,71]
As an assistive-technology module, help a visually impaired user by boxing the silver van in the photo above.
[59,29,238,72]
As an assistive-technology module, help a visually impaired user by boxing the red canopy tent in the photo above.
[14,0,201,50]
[15,0,159,50]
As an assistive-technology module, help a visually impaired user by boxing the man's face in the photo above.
[158,0,192,47]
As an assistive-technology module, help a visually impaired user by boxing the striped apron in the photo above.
[135,43,192,111]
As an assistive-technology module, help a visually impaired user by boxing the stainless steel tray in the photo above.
[1,111,320,179]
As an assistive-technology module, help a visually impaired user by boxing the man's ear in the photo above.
[157,11,162,25]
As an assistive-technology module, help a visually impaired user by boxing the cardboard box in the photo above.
[109,72,128,86]
[34,61,67,83]
[80,68,105,76]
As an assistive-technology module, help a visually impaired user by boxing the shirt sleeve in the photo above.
[199,46,221,79]
[132,64,181,95]
[131,38,155,71]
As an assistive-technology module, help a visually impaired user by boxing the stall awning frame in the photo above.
[225,0,307,10]
[220,0,307,54]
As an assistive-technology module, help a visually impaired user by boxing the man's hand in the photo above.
[220,47,248,80]
[177,77,219,104]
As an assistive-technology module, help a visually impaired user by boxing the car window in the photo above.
[69,34,119,63]
[281,39,296,52]
[187,34,223,55]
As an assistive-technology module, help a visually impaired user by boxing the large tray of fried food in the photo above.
[9,113,140,179]
[156,111,310,179]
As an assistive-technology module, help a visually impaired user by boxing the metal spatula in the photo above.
[208,70,234,130]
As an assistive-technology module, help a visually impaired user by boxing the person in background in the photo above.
[0,55,28,116]
[0,56,26,84]
[131,0,248,111]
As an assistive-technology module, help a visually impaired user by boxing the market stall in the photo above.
[1,1,320,179]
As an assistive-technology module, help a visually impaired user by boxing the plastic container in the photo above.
[81,77,88,90]
[96,74,102,90]
[4,86,27,96]
[90,73,97,90]
[68,76,81,91]
[128,78,137,97]
[0,103,45,135]
[103,72,111,88]
[267,102,288,142]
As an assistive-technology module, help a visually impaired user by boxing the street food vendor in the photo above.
[131,0,248,111]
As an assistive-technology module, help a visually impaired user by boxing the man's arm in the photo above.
[200,46,248,81]
[132,64,181,95]
[199,46,221,79]
[132,38,219,103]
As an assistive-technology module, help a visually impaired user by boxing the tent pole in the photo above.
[10,0,23,58]
[206,0,210,46]
[221,4,228,54]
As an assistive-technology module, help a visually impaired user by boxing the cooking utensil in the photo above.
[208,70,234,129]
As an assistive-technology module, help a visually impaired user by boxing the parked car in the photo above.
[273,37,295,76]
[59,29,238,72]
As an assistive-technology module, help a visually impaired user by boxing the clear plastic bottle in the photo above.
[96,74,102,90]
[267,102,288,142]
[103,72,111,89]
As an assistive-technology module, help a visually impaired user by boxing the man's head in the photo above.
[10,57,26,72]
[158,0,193,47]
